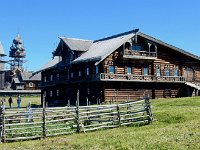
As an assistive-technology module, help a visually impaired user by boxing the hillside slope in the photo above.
[1,97,200,150]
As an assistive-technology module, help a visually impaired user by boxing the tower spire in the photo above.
[9,34,26,71]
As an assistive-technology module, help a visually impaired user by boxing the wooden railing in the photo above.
[0,99,152,142]
[39,73,185,87]
[123,49,157,58]
[99,73,185,82]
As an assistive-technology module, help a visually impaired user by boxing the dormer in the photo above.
[123,35,157,60]
[53,37,93,64]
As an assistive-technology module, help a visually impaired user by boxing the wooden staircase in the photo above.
[185,82,200,90]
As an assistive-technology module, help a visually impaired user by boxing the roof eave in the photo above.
[138,32,200,61]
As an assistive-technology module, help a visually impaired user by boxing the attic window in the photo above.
[29,82,34,87]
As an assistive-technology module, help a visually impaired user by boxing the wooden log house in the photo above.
[39,29,200,106]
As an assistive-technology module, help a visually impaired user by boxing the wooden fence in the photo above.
[0,98,153,142]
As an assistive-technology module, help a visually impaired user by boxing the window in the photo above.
[156,65,161,76]
[132,45,141,51]
[165,65,170,76]
[96,66,99,74]
[127,67,132,74]
[50,75,53,81]
[86,67,90,76]
[56,90,59,96]
[71,72,73,78]
[109,66,115,74]
[78,70,81,77]
[29,82,34,87]
[43,91,46,97]
[57,73,59,79]
[50,91,52,97]
[67,69,69,80]
[174,66,179,76]
[44,76,46,82]
[144,67,148,75]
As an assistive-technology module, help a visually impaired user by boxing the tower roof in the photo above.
[13,34,23,44]
[0,41,6,56]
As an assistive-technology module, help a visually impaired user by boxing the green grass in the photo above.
[2,96,41,108]
[0,96,200,150]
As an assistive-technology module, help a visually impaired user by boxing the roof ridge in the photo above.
[94,29,139,43]
[60,37,93,42]
[138,32,200,61]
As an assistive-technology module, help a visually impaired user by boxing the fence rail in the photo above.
[0,98,153,142]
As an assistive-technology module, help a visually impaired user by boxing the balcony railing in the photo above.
[123,49,157,59]
[99,73,185,82]
[39,73,185,87]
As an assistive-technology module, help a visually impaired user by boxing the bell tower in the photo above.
[9,34,26,71]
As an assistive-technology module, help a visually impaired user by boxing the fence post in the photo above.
[1,106,5,143]
[144,98,153,123]
[0,107,4,143]
[76,90,80,133]
[42,95,46,138]
[117,105,121,126]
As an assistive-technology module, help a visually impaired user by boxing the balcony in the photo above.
[99,73,185,83]
[39,73,185,88]
[123,49,157,60]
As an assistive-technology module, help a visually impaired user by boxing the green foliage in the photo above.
[1,96,200,150]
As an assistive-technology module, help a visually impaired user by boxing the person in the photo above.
[8,97,13,108]
[17,95,21,108]
[1,98,6,110]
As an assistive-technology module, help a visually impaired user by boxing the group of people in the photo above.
[1,96,22,109]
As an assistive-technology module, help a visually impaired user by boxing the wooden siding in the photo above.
[104,89,152,102]
[40,33,200,106]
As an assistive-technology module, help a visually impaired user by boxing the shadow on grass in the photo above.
[31,104,41,108]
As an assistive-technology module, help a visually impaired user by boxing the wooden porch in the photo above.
[39,73,185,87]
[98,73,185,83]
[123,49,157,59]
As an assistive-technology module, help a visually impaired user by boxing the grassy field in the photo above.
[1,96,41,108]
[0,96,200,150]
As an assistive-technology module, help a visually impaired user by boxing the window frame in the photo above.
[29,82,34,87]
[109,66,115,74]
[86,67,90,76]
[127,66,132,74]
[144,66,148,76]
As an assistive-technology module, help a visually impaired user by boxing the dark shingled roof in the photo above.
[138,32,200,61]
[36,56,60,73]
[61,37,93,51]
[38,29,200,72]
[21,71,41,81]
[72,32,134,65]
[12,78,21,84]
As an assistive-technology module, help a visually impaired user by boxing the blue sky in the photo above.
[0,0,200,71]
